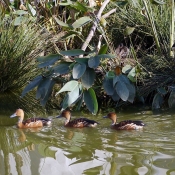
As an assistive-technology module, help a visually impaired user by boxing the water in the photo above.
[0,109,175,175]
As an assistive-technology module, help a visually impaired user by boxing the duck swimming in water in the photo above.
[10,109,52,129]
[57,110,99,128]
[103,112,145,130]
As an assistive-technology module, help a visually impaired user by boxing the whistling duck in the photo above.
[103,112,145,130]
[57,110,99,128]
[10,109,52,129]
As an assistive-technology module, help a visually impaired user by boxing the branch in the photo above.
[80,0,110,53]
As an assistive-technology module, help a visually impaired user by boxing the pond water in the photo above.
[0,109,175,175]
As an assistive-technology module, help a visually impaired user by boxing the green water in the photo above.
[0,109,175,175]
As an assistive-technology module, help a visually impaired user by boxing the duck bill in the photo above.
[10,113,17,118]
[103,116,108,118]
[56,115,62,118]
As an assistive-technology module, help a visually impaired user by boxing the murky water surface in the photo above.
[0,109,175,175]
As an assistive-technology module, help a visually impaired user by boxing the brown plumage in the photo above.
[103,112,145,130]
[57,110,99,128]
[10,109,52,128]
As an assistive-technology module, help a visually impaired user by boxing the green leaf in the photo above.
[56,80,79,95]
[75,58,89,65]
[113,74,130,87]
[60,31,81,40]
[152,93,163,109]
[14,16,24,26]
[96,54,116,59]
[98,44,108,55]
[60,49,86,56]
[168,91,175,108]
[124,26,135,35]
[151,0,165,5]
[73,63,86,79]
[40,80,55,106]
[157,87,167,95]
[71,2,88,12]
[54,17,71,28]
[36,78,53,100]
[21,75,43,97]
[62,85,80,109]
[53,63,70,75]
[127,67,136,82]
[72,17,92,29]
[88,56,100,68]
[59,0,73,6]
[37,54,61,68]
[116,1,128,7]
[26,3,36,16]
[106,71,115,78]
[112,90,120,101]
[103,77,114,95]
[115,81,129,101]
[126,83,136,103]
[84,88,98,114]
[122,64,132,74]
[13,10,28,15]
[81,68,95,89]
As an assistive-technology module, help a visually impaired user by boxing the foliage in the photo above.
[0,15,50,113]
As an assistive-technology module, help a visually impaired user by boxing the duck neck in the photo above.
[65,119,70,125]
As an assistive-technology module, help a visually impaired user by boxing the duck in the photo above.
[10,109,52,129]
[103,112,145,130]
[57,110,99,128]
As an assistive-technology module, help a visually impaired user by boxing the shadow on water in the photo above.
[0,109,175,175]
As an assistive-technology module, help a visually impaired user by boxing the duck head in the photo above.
[103,112,117,125]
[57,110,71,124]
[10,109,24,123]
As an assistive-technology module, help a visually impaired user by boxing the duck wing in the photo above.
[23,118,51,126]
[68,118,99,128]
[114,120,145,130]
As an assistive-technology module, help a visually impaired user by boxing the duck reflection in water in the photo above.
[103,112,145,130]
[57,110,99,128]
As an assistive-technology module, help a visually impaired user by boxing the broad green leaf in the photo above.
[37,54,61,68]
[122,64,132,74]
[54,17,71,28]
[96,54,116,59]
[40,80,55,106]
[72,17,92,29]
[60,31,81,40]
[59,0,73,6]
[151,0,165,5]
[126,83,136,103]
[113,74,130,86]
[112,90,120,101]
[14,16,24,26]
[56,80,79,95]
[75,58,89,65]
[84,88,98,114]
[127,67,136,82]
[124,26,135,35]
[60,49,86,56]
[152,93,163,109]
[106,71,115,78]
[157,87,167,95]
[13,10,28,15]
[53,63,70,75]
[103,77,114,95]
[76,93,83,111]
[98,44,108,55]
[36,78,53,100]
[113,76,119,87]
[71,2,88,12]
[115,81,129,101]
[81,68,95,89]
[73,63,86,79]
[168,91,175,108]
[62,85,80,109]
[116,1,128,6]
[26,3,36,16]
[88,56,100,68]
[21,75,43,97]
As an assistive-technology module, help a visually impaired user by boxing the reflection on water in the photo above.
[0,110,175,175]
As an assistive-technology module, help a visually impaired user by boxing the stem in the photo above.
[170,0,174,57]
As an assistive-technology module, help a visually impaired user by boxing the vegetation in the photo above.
[1,0,175,114]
